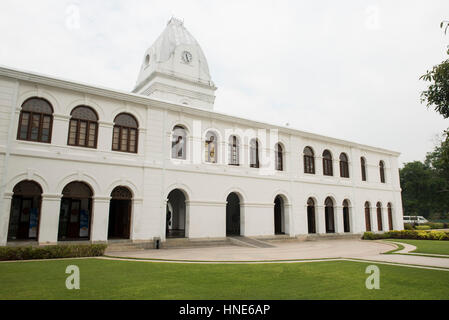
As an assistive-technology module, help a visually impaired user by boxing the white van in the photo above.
[403,216,428,225]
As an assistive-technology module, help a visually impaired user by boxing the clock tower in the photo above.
[133,18,217,110]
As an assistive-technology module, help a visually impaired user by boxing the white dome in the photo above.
[135,17,213,89]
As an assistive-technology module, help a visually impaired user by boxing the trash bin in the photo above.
[154,237,161,250]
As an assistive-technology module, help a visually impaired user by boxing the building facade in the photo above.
[0,18,403,246]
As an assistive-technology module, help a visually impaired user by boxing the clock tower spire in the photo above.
[133,17,217,110]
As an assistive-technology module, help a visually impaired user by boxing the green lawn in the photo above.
[0,259,448,300]
[386,239,449,256]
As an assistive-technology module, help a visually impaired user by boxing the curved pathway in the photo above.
[105,239,449,269]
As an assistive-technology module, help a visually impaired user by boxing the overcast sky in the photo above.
[1,0,448,165]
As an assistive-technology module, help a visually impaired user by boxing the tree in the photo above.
[420,21,449,119]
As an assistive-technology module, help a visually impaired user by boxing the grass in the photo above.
[385,239,449,256]
[0,258,448,300]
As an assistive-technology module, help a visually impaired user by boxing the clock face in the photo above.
[181,51,193,64]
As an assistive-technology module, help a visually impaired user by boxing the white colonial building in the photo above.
[0,18,403,246]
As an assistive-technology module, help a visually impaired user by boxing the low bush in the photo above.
[404,223,414,230]
[0,244,107,261]
[415,225,431,230]
[423,222,444,229]
[362,230,449,241]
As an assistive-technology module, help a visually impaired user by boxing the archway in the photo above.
[274,195,285,235]
[7,181,42,241]
[58,181,93,241]
[365,202,372,231]
[387,203,393,231]
[226,192,241,236]
[325,197,335,233]
[307,198,316,234]
[376,202,383,231]
[343,200,350,233]
[108,187,132,239]
[166,189,187,238]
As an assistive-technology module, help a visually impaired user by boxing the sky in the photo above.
[0,0,448,166]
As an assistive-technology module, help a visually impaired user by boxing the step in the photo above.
[229,236,275,248]
[305,233,362,241]
[162,238,233,249]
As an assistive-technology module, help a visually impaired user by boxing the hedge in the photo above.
[0,244,107,261]
[362,230,449,241]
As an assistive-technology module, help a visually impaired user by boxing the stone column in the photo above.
[90,196,111,243]
[316,205,326,234]
[335,206,344,233]
[371,206,378,232]
[130,198,143,241]
[0,193,13,246]
[38,194,62,245]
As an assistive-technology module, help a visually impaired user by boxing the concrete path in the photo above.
[106,239,449,269]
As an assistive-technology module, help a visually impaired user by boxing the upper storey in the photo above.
[133,18,217,110]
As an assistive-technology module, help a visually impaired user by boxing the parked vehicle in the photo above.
[403,216,429,225]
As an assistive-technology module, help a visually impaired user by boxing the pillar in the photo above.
[0,193,13,246]
[316,205,326,234]
[38,194,62,245]
[90,196,111,243]
[335,205,344,233]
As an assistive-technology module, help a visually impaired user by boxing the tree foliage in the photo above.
[420,58,449,119]
[400,133,449,218]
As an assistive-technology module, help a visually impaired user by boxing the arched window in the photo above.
[379,161,386,183]
[365,202,371,231]
[250,139,260,168]
[324,197,335,233]
[17,98,53,143]
[68,106,98,148]
[342,199,350,233]
[307,198,316,234]
[387,203,393,231]
[361,157,367,181]
[339,153,349,178]
[205,131,218,163]
[228,135,239,166]
[376,202,383,231]
[112,113,138,153]
[275,143,283,171]
[322,150,333,176]
[303,147,315,174]
[172,125,187,160]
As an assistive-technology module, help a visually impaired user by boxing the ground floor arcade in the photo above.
[2,179,398,246]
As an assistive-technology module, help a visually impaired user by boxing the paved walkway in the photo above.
[107,239,449,269]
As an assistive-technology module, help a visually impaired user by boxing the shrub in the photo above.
[404,223,414,230]
[415,225,431,230]
[424,222,444,229]
[362,230,449,241]
[0,244,107,261]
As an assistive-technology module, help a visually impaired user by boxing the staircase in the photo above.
[229,236,275,248]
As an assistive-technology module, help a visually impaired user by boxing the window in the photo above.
[112,113,138,153]
[322,150,333,176]
[379,161,386,183]
[172,125,187,159]
[275,143,283,171]
[365,202,371,231]
[376,202,383,231]
[250,139,260,168]
[17,98,53,143]
[303,147,315,174]
[387,203,393,231]
[205,131,218,163]
[361,157,367,181]
[339,153,349,178]
[68,106,98,148]
[228,135,239,166]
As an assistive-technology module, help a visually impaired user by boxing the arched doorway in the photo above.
[376,202,383,231]
[365,202,372,231]
[307,198,316,234]
[108,187,132,239]
[387,203,393,231]
[274,195,285,235]
[58,182,93,241]
[166,189,187,238]
[325,197,335,233]
[226,193,241,236]
[343,200,350,233]
[7,181,42,241]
